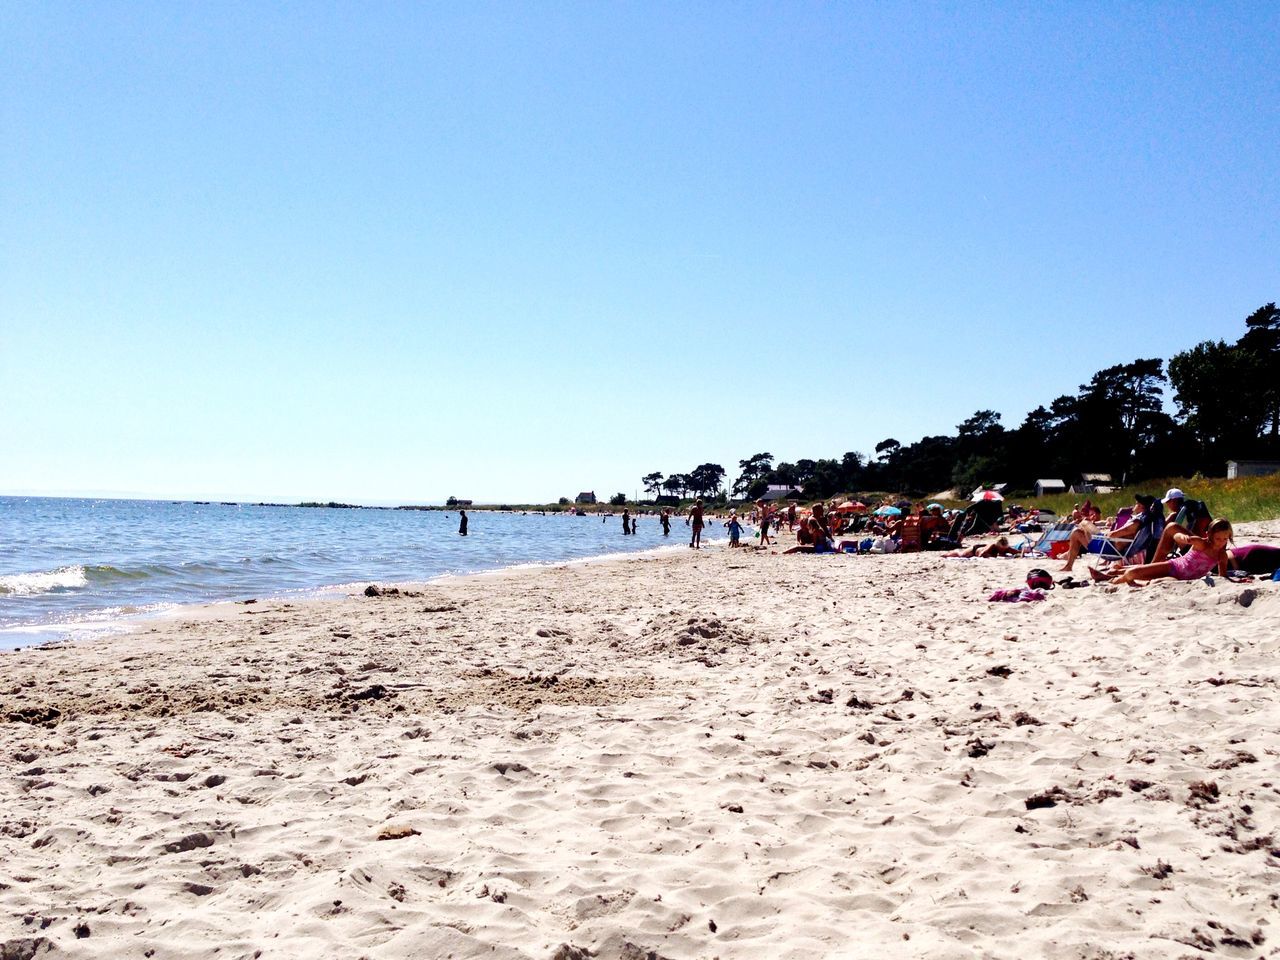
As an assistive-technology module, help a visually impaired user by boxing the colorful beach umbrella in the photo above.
[973,490,1004,502]
[873,506,902,517]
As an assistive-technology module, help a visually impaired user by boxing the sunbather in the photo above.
[943,537,1019,558]
[783,516,835,554]
[1059,495,1158,572]
[1228,543,1280,577]
[1101,519,1233,586]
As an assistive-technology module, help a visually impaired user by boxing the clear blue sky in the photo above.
[3,2,1276,504]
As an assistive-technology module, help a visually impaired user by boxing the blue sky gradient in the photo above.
[3,2,1277,503]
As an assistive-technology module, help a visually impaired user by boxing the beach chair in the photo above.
[897,516,923,553]
[1031,520,1076,558]
[1176,500,1213,538]
[1086,507,1164,565]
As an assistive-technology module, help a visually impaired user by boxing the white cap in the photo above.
[1162,488,1185,503]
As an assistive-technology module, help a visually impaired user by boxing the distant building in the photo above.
[1035,479,1067,497]
[760,484,803,502]
[1227,459,1280,479]
[575,491,597,505]
[1071,473,1115,494]
[456,499,473,507]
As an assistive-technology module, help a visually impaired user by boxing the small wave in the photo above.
[0,565,90,595]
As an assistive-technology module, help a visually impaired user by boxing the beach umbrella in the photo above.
[926,503,943,511]
[873,506,902,517]
[834,501,866,513]
[973,490,1004,502]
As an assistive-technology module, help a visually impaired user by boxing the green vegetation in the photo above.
[1020,473,1280,525]
[642,464,727,501]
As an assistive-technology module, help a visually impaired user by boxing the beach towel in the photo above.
[988,588,1047,603]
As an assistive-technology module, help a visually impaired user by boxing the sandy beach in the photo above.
[3,523,1279,959]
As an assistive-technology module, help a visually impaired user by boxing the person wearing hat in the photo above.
[1059,494,1161,572]
[1151,487,1205,562]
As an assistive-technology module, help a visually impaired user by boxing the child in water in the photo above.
[727,512,743,548]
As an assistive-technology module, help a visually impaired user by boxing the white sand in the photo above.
[3,522,1279,959]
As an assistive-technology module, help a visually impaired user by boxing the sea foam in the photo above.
[0,565,90,596]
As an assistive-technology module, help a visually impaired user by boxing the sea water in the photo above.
[0,497,704,648]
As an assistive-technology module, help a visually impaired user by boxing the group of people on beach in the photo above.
[698,485,1280,589]
[1048,486,1280,585]
[456,488,1278,590]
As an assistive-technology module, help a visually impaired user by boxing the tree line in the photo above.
[640,303,1278,502]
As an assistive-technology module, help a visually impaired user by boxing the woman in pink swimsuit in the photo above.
[1112,519,1233,586]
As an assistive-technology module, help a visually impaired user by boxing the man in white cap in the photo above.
[1151,487,1198,562]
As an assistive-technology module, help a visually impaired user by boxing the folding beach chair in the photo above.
[1031,521,1076,558]
[1086,507,1164,565]
[897,516,923,553]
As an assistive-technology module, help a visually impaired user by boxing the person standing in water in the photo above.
[689,499,704,549]
[661,509,671,536]
[621,508,631,535]
[458,509,468,536]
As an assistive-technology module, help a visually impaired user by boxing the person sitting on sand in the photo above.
[1228,543,1280,577]
[1068,500,1102,525]
[783,516,834,554]
[1059,496,1158,572]
[921,505,947,547]
[1096,519,1233,586]
[943,536,1020,558]
[811,503,833,544]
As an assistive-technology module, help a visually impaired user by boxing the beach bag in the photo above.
[1026,568,1054,591]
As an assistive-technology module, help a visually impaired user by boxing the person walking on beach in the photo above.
[757,500,772,547]
[458,509,468,536]
[660,509,671,536]
[689,499,704,549]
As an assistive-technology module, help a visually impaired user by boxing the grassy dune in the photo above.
[1024,473,1280,523]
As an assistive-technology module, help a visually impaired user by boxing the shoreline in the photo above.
[2,525,1277,957]
[0,533,727,653]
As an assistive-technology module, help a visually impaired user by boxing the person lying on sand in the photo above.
[1229,543,1280,577]
[1090,519,1232,586]
[942,536,1020,559]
